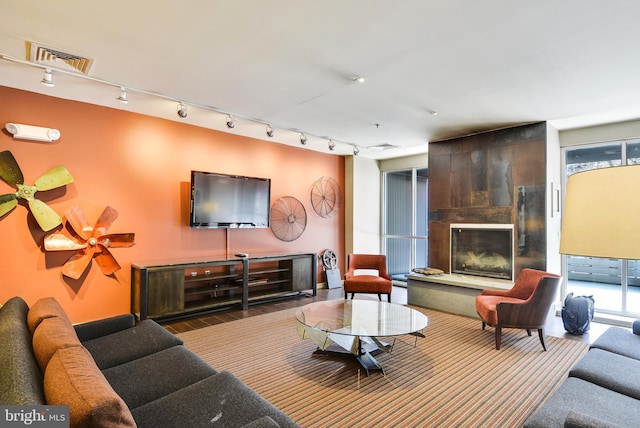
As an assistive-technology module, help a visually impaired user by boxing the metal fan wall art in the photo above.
[270,196,307,241]
[44,205,135,279]
[310,176,341,218]
[0,150,74,231]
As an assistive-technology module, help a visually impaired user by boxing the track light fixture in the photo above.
[1,55,378,157]
[40,68,54,87]
[117,87,128,104]
[177,103,188,118]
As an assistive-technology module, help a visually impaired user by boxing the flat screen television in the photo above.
[189,170,271,228]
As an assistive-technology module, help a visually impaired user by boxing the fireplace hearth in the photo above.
[450,224,514,281]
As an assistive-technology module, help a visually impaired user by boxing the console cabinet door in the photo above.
[147,268,184,317]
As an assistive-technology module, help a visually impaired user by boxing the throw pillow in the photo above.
[32,316,81,372]
[45,346,136,428]
[27,297,73,334]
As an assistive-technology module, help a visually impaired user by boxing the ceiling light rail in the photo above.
[0,52,369,156]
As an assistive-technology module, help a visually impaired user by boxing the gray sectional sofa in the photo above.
[0,296,299,428]
[525,320,640,428]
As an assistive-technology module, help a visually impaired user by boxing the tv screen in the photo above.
[190,171,271,228]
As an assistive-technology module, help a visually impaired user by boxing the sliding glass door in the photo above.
[382,168,428,282]
[563,141,640,317]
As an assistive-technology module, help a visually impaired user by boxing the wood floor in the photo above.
[163,285,609,345]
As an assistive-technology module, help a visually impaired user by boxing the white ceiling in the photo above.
[2,0,640,159]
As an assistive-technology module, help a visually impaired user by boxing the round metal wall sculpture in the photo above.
[270,196,307,242]
[310,176,341,218]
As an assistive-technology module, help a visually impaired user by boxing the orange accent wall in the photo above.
[0,86,344,323]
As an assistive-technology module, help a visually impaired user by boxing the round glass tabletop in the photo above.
[295,299,428,338]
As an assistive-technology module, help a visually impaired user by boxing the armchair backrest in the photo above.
[497,275,562,328]
[507,268,560,300]
[346,254,391,280]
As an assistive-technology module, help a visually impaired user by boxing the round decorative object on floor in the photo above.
[310,176,342,218]
[321,249,342,289]
[270,196,307,241]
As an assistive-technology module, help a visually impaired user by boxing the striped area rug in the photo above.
[177,306,587,427]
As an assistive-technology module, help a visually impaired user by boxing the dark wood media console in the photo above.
[131,253,317,321]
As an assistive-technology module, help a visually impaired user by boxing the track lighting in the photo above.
[117,87,128,104]
[177,103,188,118]
[328,140,336,151]
[226,115,235,129]
[40,68,54,87]
[353,146,360,156]
[266,124,274,138]
[300,133,308,145]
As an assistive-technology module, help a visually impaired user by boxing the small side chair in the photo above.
[343,254,392,302]
[475,268,561,350]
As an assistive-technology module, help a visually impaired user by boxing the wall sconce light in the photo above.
[41,68,54,87]
[177,103,188,118]
[5,122,61,142]
[266,124,274,138]
[328,140,336,151]
[353,145,360,156]
[226,115,236,129]
[117,87,128,104]
[300,133,308,145]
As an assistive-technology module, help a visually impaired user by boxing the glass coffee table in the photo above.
[295,300,428,375]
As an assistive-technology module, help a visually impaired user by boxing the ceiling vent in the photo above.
[28,42,94,74]
[368,143,398,151]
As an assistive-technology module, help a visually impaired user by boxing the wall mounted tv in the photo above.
[189,170,271,228]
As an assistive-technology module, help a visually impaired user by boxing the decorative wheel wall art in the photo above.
[0,150,74,231]
[310,176,341,218]
[270,196,307,242]
[44,205,135,279]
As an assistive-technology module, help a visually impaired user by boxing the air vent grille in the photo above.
[29,42,94,74]
[368,143,398,151]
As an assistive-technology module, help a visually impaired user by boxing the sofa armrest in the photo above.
[632,320,640,335]
[74,314,136,342]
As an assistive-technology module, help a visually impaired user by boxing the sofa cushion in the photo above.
[103,345,217,409]
[590,326,640,361]
[564,411,625,428]
[82,319,183,369]
[45,345,136,428]
[0,296,46,405]
[27,296,73,334]
[569,348,640,400]
[32,315,81,372]
[523,377,640,428]
[130,371,299,428]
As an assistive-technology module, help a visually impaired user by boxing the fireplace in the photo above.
[450,224,514,281]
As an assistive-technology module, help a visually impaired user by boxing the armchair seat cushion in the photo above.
[475,296,523,326]
[344,276,392,293]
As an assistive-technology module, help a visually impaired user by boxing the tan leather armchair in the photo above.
[475,268,561,350]
[343,254,392,302]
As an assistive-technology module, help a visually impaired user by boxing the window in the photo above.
[563,141,640,317]
[382,168,428,281]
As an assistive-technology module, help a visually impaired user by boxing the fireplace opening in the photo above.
[450,224,514,281]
